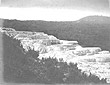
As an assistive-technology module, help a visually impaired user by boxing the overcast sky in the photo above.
[1,0,109,9]
[0,0,110,21]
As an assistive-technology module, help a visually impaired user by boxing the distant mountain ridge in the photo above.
[1,15,110,23]
[77,16,110,24]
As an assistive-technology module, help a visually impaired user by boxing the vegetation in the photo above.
[2,16,110,51]
[3,34,106,84]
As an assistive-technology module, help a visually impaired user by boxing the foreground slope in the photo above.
[1,27,110,83]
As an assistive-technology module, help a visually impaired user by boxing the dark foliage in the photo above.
[3,34,106,84]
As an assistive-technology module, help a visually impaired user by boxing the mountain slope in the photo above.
[1,16,110,51]
[77,16,110,24]
[1,27,107,84]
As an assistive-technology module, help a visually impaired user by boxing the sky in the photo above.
[1,0,109,8]
[0,0,110,21]
[1,0,109,10]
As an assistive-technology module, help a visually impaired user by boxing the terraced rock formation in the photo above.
[1,27,110,83]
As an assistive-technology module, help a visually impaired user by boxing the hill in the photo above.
[77,16,110,24]
[1,15,110,51]
[2,28,107,84]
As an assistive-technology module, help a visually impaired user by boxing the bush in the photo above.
[24,55,106,84]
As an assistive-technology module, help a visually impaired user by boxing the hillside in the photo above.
[1,27,108,84]
[1,15,110,51]
[77,16,110,24]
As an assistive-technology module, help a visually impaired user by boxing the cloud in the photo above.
[1,0,109,9]
[0,7,109,21]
